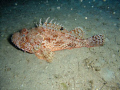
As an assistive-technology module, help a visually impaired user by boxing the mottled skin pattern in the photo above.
[12,17,104,62]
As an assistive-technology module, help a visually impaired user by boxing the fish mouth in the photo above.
[11,32,21,48]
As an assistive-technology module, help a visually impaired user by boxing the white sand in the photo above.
[0,0,120,90]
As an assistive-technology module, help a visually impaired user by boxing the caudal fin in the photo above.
[87,34,104,47]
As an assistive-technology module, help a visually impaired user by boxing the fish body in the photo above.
[12,17,104,62]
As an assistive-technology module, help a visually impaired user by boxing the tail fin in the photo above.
[86,34,104,47]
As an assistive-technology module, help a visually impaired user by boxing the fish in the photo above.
[11,17,104,62]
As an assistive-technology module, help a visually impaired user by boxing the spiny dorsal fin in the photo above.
[41,17,67,31]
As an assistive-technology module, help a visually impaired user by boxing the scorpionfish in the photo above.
[11,17,104,62]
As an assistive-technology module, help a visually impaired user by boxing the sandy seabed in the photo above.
[0,0,120,90]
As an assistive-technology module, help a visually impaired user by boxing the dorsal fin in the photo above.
[70,27,84,39]
[41,17,67,31]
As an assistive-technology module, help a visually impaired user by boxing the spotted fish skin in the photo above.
[11,17,104,62]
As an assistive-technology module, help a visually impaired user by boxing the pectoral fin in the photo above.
[35,48,54,62]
